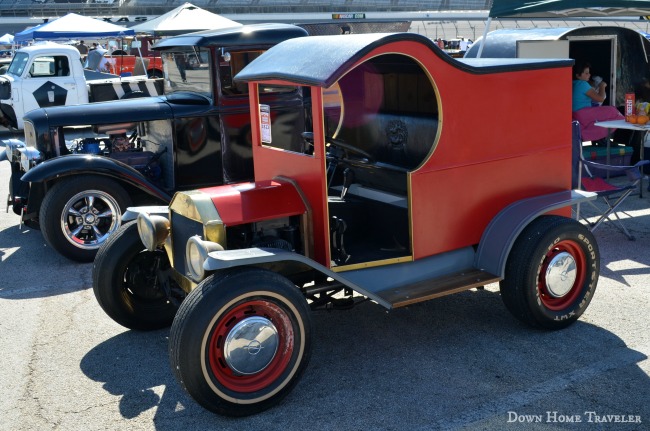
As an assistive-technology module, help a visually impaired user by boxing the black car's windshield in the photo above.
[7,52,29,76]
[162,48,211,98]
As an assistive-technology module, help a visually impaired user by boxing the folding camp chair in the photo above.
[572,121,649,240]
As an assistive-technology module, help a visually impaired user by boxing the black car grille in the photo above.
[171,211,204,277]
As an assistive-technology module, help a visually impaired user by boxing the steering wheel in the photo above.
[301,132,374,162]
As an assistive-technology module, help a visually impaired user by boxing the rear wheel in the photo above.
[148,70,163,79]
[500,216,599,329]
[170,268,312,417]
[93,221,184,330]
[121,90,145,99]
[40,176,131,262]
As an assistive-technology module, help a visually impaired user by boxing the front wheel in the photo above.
[39,176,131,262]
[500,216,599,330]
[93,221,184,330]
[169,268,312,417]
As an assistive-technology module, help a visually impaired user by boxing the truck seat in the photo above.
[337,113,438,195]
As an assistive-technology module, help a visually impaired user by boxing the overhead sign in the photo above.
[332,13,365,19]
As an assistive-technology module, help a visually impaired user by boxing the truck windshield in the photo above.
[162,48,211,98]
[7,52,29,76]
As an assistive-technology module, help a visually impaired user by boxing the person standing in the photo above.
[85,46,107,72]
[174,53,187,82]
[76,40,88,55]
[459,37,469,52]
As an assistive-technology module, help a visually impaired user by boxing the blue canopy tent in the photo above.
[478,1,650,56]
[14,13,134,43]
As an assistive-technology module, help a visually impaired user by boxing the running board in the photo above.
[374,269,501,309]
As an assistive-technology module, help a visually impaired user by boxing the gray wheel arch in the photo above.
[474,190,596,278]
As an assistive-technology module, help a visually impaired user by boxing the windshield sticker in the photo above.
[260,104,271,144]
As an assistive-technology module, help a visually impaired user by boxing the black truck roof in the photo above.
[152,23,309,51]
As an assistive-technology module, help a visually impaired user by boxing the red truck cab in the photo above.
[93,32,599,416]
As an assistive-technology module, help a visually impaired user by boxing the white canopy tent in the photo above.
[14,13,134,43]
[130,2,241,37]
[0,33,14,45]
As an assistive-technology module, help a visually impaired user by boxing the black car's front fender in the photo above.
[21,153,172,202]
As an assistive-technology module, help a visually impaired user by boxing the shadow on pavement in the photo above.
[0,219,92,300]
[80,289,649,430]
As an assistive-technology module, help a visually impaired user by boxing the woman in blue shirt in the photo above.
[572,62,607,112]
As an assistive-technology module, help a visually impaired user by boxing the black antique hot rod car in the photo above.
[2,23,309,261]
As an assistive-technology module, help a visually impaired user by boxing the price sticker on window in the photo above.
[260,104,272,144]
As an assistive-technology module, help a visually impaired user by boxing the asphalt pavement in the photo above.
[0,133,649,431]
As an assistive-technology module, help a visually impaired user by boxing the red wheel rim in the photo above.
[538,239,586,311]
[207,299,295,393]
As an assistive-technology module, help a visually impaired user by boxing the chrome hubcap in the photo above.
[223,316,279,375]
[545,252,577,298]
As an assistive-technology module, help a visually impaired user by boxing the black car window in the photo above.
[162,48,211,98]
[220,50,296,97]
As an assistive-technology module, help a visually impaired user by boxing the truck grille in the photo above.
[171,211,204,277]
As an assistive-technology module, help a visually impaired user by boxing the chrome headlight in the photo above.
[19,146,41,172]
[137,213,170,251]
[186,235,223,282]
[23,121,36,148]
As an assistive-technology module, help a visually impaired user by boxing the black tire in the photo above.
[39,176,131,262]
[93,221,183,330]
[121,90,146,99]
[500,215,599,330]
[170,268,312,417]
[148,70,163,79]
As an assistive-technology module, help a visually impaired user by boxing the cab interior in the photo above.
[322,54,439,267]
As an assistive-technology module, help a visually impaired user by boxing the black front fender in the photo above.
[21,154,172,202]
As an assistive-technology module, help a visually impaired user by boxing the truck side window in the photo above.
[28,55,69,77]
[220,50,296,96]
[162,49,211,97]
[55,57,69,76]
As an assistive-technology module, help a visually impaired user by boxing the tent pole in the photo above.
[477,17,492,58]
[135,36,147,77]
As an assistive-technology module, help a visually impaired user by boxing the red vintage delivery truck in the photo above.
[92,32,598,416]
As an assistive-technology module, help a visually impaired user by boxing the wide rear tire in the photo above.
[500,216,599,330]
[170,268,312,417]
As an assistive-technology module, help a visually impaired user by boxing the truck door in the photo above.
[21,54,84,113]
[216,49,307,183]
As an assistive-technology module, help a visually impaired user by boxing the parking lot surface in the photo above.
[1,134,649,430]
